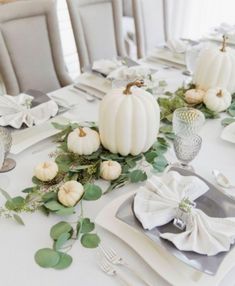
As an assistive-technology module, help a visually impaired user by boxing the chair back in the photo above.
[0,0,72,95]
[133,0,167,58]
[67,0,126,70]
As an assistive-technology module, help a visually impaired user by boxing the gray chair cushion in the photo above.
[67,0,126,70]
[133,0,167,58]
[0,0,72,95]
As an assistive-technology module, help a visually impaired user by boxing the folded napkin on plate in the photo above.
[107,66,152,81]
[166,38,188,54]
[0,93,58,129]
[92,59,123,76]
[134,171,235,256]
[214,22,235,36]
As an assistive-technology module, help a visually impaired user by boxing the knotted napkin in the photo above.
[134,171,235,256]
[0,93,58,129]
[92,59,123,76]
[166,38,188,54]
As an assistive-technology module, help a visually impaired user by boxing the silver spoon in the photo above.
[212,169,235,189]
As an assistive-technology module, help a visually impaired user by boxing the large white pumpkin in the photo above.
[99,80,160,156]
[193,36,235,93]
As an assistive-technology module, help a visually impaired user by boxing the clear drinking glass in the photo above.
[173,107,205,136]
[173,134,202,170]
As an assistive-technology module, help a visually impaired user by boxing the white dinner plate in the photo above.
[96,192,235,286]
[11,115,69,154]
[221,122,235,143]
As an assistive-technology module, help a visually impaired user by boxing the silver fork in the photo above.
[99,258,132,286]
[99,245,152,286]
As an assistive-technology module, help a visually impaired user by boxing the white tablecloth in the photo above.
[0,64,235,286]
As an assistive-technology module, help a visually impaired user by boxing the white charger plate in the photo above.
[11,115,69,154]
[96,191,235,286]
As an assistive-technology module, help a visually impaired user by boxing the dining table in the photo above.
[1,59,235,286]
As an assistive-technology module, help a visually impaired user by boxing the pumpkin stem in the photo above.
[78,127,86,137]
[220,35,228,52]
[123,80,144,95]
[217,89,223,97]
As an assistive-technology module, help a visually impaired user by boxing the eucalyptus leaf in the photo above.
[50,221,73,240]
[0,188,11,200]
[129,170,147,183]
[44,200,64,211]
[165,132,175,140]
[51,122,69,130]
[22,187,36,194]
[228,102,235,117]
[80,233,100,248]
[55,207,75,216]
[159,125,172,134]
[55,154,73,172]
[152,155,168,172]
[53,252,73,270]
[35,248,60,268]
[5,196,25,211]
[144,151,158,163]
[83,184,102,201]
[221,117,235,127]
[32,176,43,186]
[42,192,58,203]
[13,214,25,225]
[54,232,71,250]
[80,218,95,234]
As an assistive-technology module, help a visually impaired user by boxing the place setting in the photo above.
[1,1,235,286]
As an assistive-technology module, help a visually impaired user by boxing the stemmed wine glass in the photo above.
[172,107,205,170]
[173,134,202,170]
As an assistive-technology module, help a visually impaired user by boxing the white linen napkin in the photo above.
[92,59,123,76]
[134,171,235,256]
[134,171,209,230]
[166,38,188,54]
[0,93,58,129]
[161,208,235,256]
[214,22,235,36]
[107,66,152,81]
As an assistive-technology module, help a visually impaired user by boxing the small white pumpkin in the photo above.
[58,180,84,207]
[185,88,205,105]
[99,80,160,156]
[203,87,232,112]
[34,161,58,182]
[67,127,100,155]
[194,35,235,93]
[100,160,122,181]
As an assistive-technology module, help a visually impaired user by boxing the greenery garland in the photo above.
[1,81,235,269]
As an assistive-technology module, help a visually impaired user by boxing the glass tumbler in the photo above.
[173,107,205,136]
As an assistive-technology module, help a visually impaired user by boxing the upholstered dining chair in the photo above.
[0,0,72,95]
[67,0,126,71]
[132,0,168,58]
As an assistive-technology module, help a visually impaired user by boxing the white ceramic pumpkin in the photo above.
[185,88,205,105]
[67,127,100,155]
[194,36,235,93]
[34,161,58,182]
[58,180,84,207]
[100,160,122,181]
[99,80,160,156]
[203,87,232,112]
